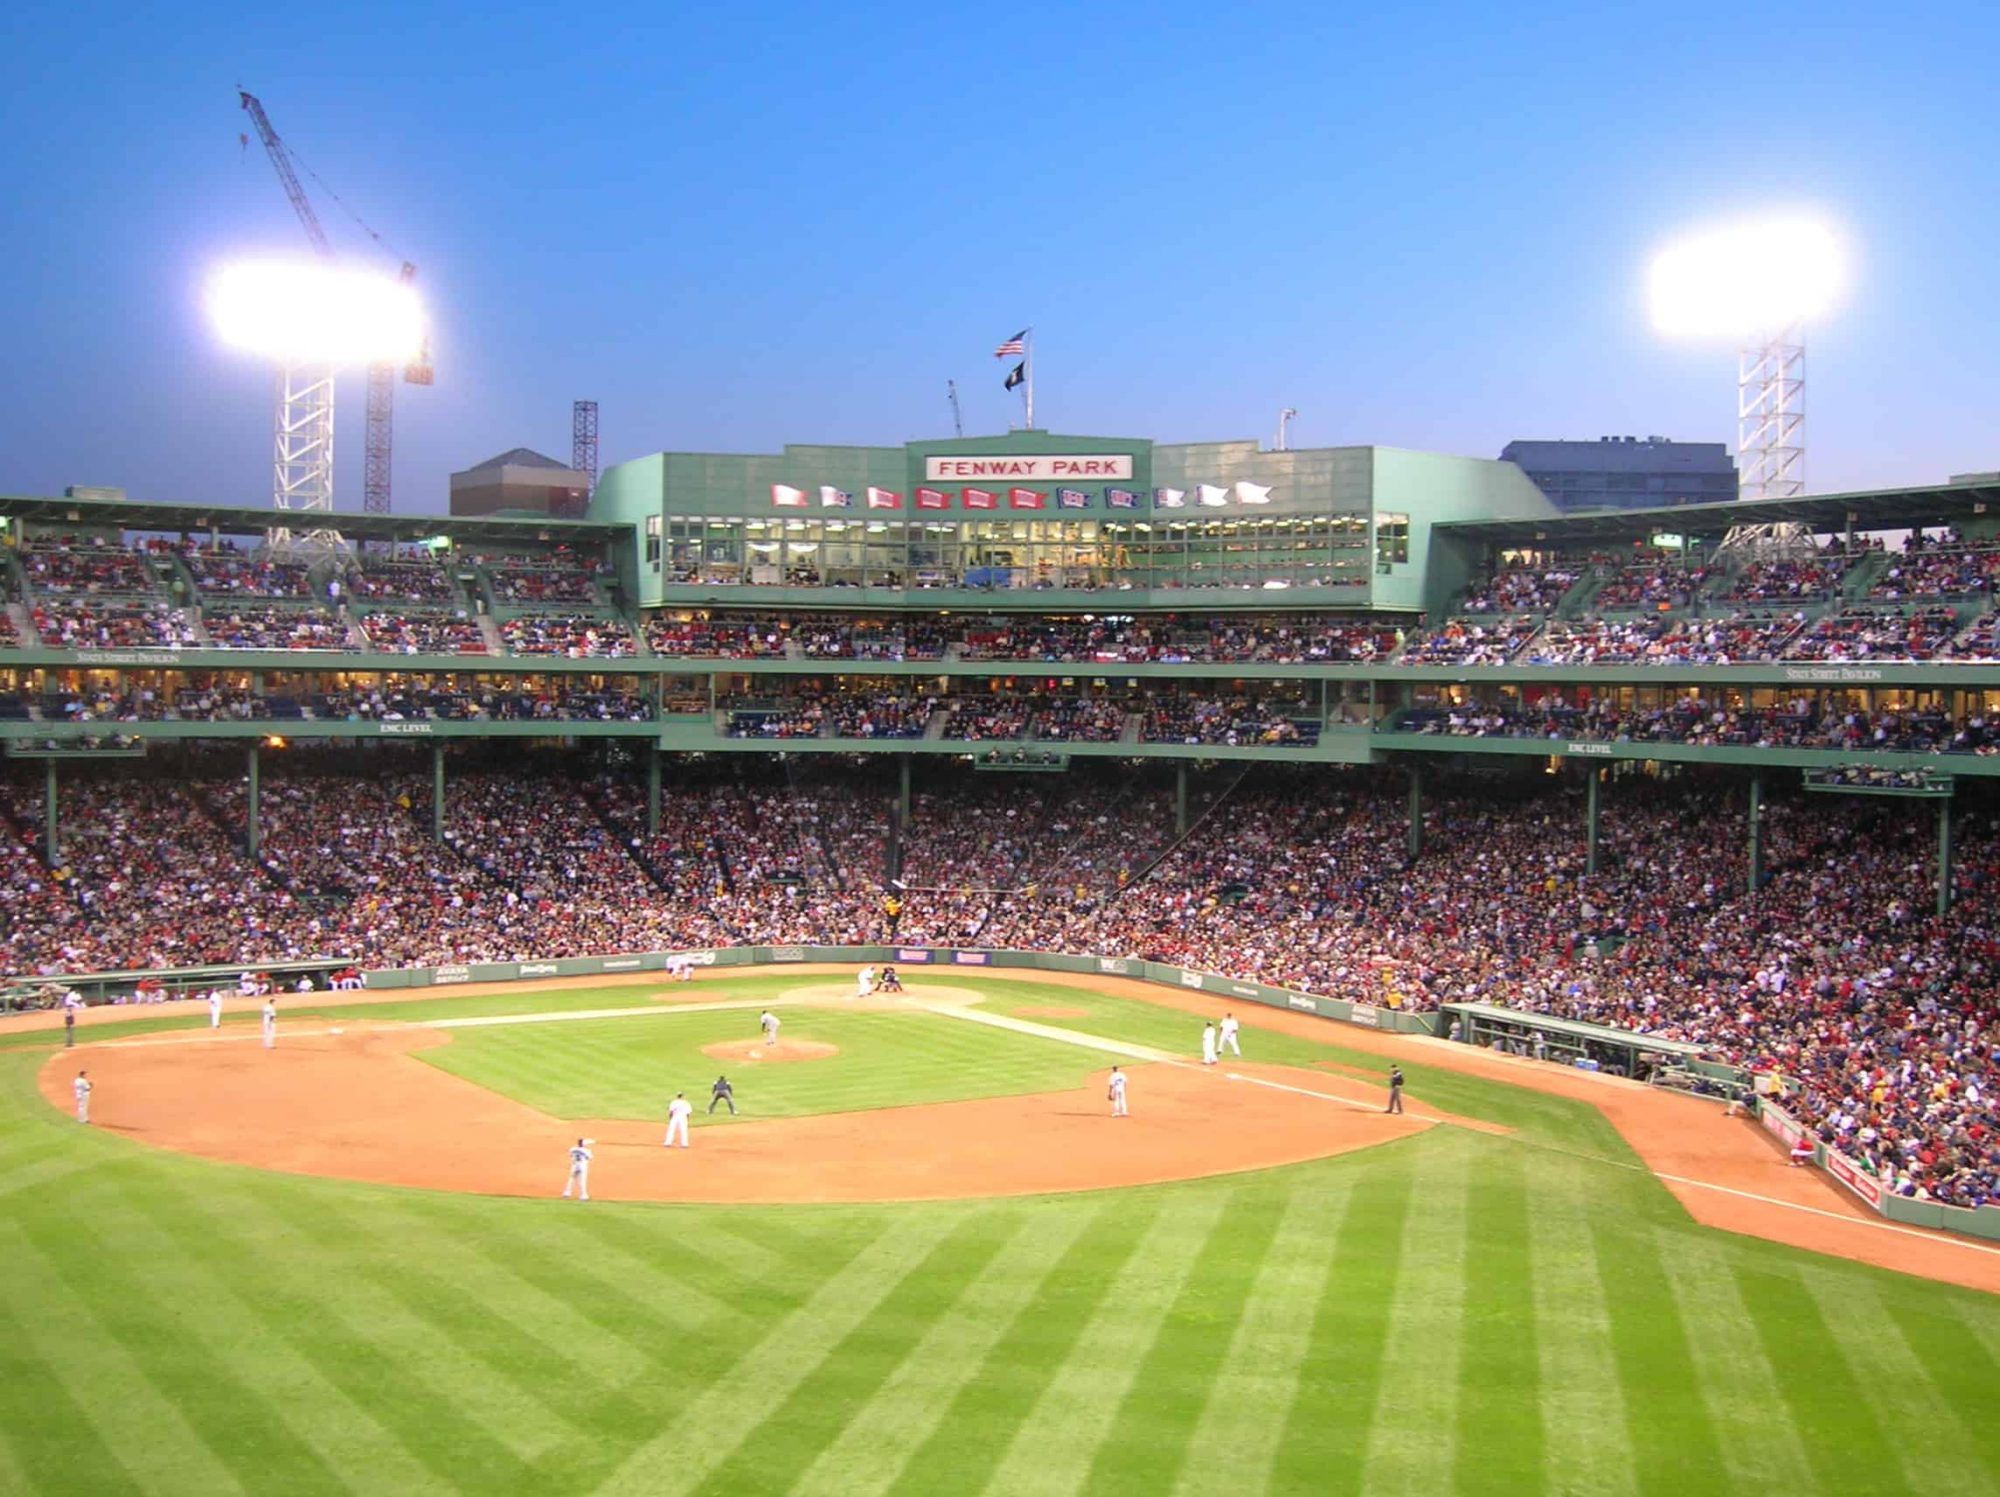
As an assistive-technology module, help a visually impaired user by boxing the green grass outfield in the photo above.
[2,975,1998,1495]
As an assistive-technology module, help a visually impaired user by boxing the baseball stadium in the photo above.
[2,437,2000,1496]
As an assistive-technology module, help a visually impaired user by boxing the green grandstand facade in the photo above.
[589,432,1556,611]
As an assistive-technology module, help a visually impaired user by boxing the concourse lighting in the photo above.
[206,259,427,365]
[1647,216,1845,339]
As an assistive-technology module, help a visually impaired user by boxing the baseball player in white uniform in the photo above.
[760,1010,780,1048]
[73,1070,92,1124]
[1201,1022,1218,1066]
[208,990,223,1029]
[663,1092,693,1148]
[562,1138,593,1199]
[261,999,277,1050]
[1108,1067,1129,1117]
[856,965,878,998]
[1219,1013,1241,1056]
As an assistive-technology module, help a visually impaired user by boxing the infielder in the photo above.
[1219,1012,1241,1056]
[759,1010,780,1047]
[208,990,223,1029]
[1108,1066,1129,1117]
[561,1138,593,1199]
[73,1070,92,1124]
[261,999,277,1050]
[1200,1022,1218,1066]
[663,1092,693,1148]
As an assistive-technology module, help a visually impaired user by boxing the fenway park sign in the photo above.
[924,454,1133,481]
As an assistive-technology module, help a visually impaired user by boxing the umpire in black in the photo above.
[1385,1065,1405,1114]
[708,1074,737,1115]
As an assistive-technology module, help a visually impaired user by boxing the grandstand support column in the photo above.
[246,745,261,862]
[1585,767,1601,877]
[1175,764,1189,836]
[1937,796,1954,917]
[432,746,446,844]
[1748,774,1765,893]
[898,754,912,824]
[43,759,58,866]
[1406,764,1424,860]
[647,752,662,838]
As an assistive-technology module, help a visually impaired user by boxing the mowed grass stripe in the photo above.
[1803,1266,1995,1493]
[1731,1261,1902,1495]
[400,1199,774,1375]
[592,1212,960,1497]
[0,1286,148,1496]
[1265,1159,1414,1494]
[1656,1233,1816,1493]
[1359,1139,1471,1497]
[1082,1186,1289,1495]
[1525,1153,1640,1497]
[979,1190,1231,1497]
[3,1213,257,1496]
[169,1187,553,1490]
[1589,1200,1731,1494]
[694,1212,1025,1497]
[879,1199,1163,1496]
[1452,1144,1543,1494]
[1170,1183,1352,1497]
[1883,1295,2000,1479]
[279,1191,663,1480]
[790,1207,1099,1496]
[84,1179,447,1495]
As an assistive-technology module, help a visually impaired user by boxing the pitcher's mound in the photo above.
[702,1039,839,1065]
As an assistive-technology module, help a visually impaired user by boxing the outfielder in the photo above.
[760,1010,780,1048]
[1219,1012,1241,1056]
[73,1070,92,1124]
[1200,1022,1218,1066]
[1108,1066,1129,1117]
[663,1092,693,1148]
[261,999,277,1050]
[562,1138,593,1199]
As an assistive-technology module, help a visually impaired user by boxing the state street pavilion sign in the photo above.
[923,454,1134,481]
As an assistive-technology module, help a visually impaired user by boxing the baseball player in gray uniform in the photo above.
[562,1138,594,1200]
[760,1010,780,1048]
[261,999,277,1050]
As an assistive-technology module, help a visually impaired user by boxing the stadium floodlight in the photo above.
[206,260,427,535]
[1646,215,1846,500]
[206,260,426,365]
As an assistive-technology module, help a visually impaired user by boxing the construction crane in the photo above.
[947,379,963,438]
[238,89,429,517]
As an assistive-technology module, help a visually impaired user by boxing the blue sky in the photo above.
[4,1,1995,514]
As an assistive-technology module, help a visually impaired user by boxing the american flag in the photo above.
[994,329,1027,358]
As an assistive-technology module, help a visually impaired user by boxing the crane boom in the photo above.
[238,90,332,258]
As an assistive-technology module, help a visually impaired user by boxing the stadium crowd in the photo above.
[2,755,1996,1207]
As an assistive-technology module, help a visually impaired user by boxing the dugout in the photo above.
[1440,1001,1730,1089]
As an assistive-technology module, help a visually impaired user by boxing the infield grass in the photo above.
[1,975,1996,1496]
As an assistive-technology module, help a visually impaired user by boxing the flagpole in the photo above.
[1024,326,1035,430]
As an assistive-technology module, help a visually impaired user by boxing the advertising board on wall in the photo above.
[1349,1003,1380,1028]
[434,964,472,985]
[1825,1147,1885,1208]
[896,948,935,963]
[951,951,990,965]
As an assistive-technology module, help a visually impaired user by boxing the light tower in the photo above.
[1648,216,1845,501]
[571,400,600,499]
